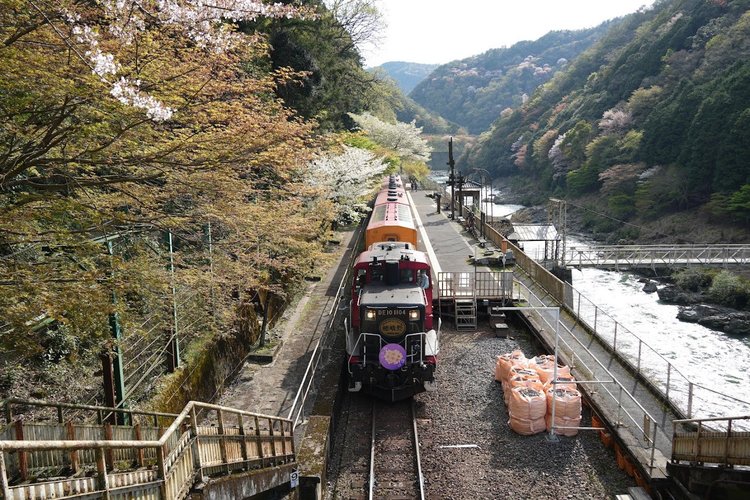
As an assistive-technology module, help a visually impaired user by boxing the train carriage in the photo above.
[364,201,417,249]
[346,174,440,401]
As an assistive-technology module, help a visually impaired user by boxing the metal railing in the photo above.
[565,244,750,269]
[1,401,294,500]
[436,271,517,300]
[672,415,750,466]
[480,222,750,428]
[515,278,665,471]
[568,286,750,424]
[286,225,364,430]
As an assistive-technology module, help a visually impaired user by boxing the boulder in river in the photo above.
[657,285,699,305]
[642,281,658,294]
[677,304,750,335]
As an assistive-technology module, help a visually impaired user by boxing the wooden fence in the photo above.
[0,400,294,500]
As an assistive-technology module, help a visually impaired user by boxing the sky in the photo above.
[362,0,657,68]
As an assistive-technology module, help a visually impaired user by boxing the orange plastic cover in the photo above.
[508,387,547,421]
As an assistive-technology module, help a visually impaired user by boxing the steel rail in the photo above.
[368,401,376,500]
[412,399,426,500]
[368,400,424,500]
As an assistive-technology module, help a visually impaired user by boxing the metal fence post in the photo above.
[207,220,216,323]
[650,422,658,470]
[613,322,618,352]
[666,364,671,401]
[168,232,180,370]
[637,340,642,373]
[594,306,598,331]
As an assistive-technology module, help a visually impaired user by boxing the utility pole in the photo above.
[457,173,465,218]
[106,239,127,424]
[549,198,567,268]
[447,137,456,220]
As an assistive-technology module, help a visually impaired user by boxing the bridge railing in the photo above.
[565,245,750,269]
[1,400,295,500]
[569,287,750,426]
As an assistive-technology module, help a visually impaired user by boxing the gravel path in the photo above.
[413,319,636,500]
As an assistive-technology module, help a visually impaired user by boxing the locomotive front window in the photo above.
[400,269,414,283]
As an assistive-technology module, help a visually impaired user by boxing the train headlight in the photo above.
[365,309,376,320]
[409,310,419,321]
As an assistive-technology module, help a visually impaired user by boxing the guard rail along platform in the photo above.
[1,399,295,499]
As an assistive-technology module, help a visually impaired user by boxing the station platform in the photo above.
[407,190,675,485]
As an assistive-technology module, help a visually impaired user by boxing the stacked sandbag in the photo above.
[545,387,583,436]
[494,350,528,382]
[503,367,541,405]
[508,387,547,435]
[528,355,571,384]
[543,376,578,392]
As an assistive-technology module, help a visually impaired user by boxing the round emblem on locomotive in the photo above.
[379,343,407,370]
[379,318,406,337]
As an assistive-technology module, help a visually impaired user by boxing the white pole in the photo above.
[548,308,560,442]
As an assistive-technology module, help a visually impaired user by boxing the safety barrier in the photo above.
[1,400,294,500]
[673,415,750,466]
[480,221,750,427]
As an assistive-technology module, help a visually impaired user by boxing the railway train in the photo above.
[345,174,440,401]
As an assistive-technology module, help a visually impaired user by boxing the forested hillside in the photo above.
[370,61,439,94]
[0,0,419,405]
[465,0,750,235]
[409,25,612,134]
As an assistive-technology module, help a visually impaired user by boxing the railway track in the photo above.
[369,399,425,500]
[330,393,424,499]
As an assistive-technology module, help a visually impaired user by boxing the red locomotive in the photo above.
[345,174,440,401]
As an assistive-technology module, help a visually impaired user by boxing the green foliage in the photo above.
[342,132,379,150]
[634,165,690,217]
[370,62,439,94]
[727,184,750,223]
[462,0,750,234]
[674,268,713,292]
[252,1,380,130]
[708,270,749,310]
[410,26,612,134]
[607,194,636,220]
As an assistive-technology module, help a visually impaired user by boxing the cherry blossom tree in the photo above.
[348,112,431,162]
[306,145,387,224]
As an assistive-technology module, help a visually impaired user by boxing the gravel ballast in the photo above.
[413,319,637,499]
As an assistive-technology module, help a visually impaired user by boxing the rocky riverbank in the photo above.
[657,285,750,335]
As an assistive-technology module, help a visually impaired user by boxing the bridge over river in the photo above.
[561,244,750,270]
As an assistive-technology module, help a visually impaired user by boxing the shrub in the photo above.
[708,270,749,309]
[674,268,713,292]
